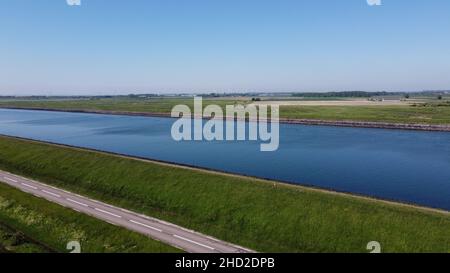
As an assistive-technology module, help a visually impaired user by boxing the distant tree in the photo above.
[291,91,396,98]
[438,95,443,100]
[405,94,410,99]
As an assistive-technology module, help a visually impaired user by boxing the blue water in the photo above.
[0,109,449,210]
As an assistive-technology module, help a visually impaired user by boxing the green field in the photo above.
[0,136,448,253]
[280,104,450,124]
[0,98,239,114]
[1,97,450,125]
[0,182,179,253]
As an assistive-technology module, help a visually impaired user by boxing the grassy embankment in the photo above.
[1,98,450,125]
[0,221,52,253]
[0,182,180,253]
[0,136,449,253]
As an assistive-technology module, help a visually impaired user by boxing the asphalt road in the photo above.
[0,170,254,253]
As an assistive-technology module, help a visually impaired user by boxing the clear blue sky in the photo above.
[1,0,450,95]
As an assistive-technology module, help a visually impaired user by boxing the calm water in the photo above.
[0,109,449,210]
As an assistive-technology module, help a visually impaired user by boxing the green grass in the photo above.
[0,136,449,253]
[0,183,180,253]
[0,222,52,253]
[0,98,248,114]
[280,105,450,124]
[1,97,450,125]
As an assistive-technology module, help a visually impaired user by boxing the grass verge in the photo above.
[0,136,449,252]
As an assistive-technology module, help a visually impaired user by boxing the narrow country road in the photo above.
[0,170,254,253]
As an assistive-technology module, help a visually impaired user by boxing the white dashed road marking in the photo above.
[94,208,122,218]
[21,183,37,190]
[173,235,215,250]
[4,177,18,183]
[129,219,163,232]
[42,190,61,198]
[66,198,89,207]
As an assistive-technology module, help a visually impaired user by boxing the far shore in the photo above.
[2,106,450,132]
